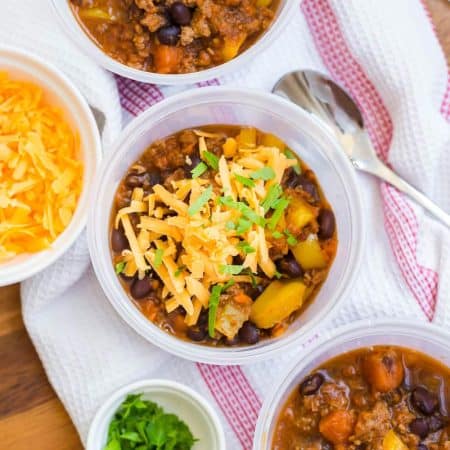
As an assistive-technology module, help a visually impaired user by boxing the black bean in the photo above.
[186,153,201,172]
[299,373,325,396]
[224,335,240,346]
[284,171,319,202]
[111,229,129,252]
[130,277,152,299]
[125,172,147,188]
[197,310,209,328]
[246,284,266,300]
[427,415,446,432]
[321,442,333,450]
[318,209,336,240]
[170,2,192,25]
[157,25,180,46]
[409,418,429,439]
[277,252,303,278]
[148,170,162,186]
[411,386,439,416]
[417,445,428,450]
[187,327,207,342]
[239,322,260,345]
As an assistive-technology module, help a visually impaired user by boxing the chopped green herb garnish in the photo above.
[219,264,244,275]
[284,229,298,246]
[250,167,275,181]
[261,183,283,213]
[234,174,255,188]
[174,265,187,277]
[274,270,283,279]
[236,218,252,234]
[207,280,235,337]
[202,150,219,170]
[237,241,256,254]
[222,279,235,291]
[208,285,223,338]
[103,393,197,450]
[219,196,265,227]
[285,148,301,174]
[242,268,258,287]
[188,185,213,216]
[190,161,207,178]
[154,248,164,268]
[272,231,283,239]
[225,221,236,230]
[268,198,290,230]
[115,261,126,274]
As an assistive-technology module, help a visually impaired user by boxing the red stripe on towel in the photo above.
[301,0,439,319]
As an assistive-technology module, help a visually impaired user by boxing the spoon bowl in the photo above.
[273,70,450,228]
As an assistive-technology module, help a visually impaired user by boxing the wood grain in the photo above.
[0,1,448,448]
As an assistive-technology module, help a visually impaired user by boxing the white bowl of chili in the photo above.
[51,0,296,85]
[0,45,101,286]
[253,319,450,450]
[87,379,226,450]
[88,87,364,364]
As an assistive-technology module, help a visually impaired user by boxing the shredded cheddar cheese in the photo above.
[0,72,83,260]
[114,128,298,325]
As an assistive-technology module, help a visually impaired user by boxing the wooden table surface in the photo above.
[1,1,449,448]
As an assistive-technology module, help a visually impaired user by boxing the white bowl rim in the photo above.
[87,86,365,364]
[86,378,226,450]
[50,0,297,85]
[252,318,450,450]
[0,44,102,286]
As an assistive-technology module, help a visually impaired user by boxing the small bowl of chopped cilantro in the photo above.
[87,379,225,450]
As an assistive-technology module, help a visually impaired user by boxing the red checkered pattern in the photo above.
[302,0,439,320]
[115,75,164,115]
[114,0,448,443]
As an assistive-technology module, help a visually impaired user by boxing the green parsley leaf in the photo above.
[191,161,208,178]
[104,394,197,450]
[272,231,283,239]
[115,261,126,274]
[261,183,283,213]
[237,241,256,254]
[284,229,298,246]
[268,198,290,230]
[285,148,301,174]
[154,248,164,268]
[236,218,252,234]
[174,265,187,277]
[188,185,213,216]
[219,264,244,275]
[234,174,255,188]
[250,167,275,181]
[222,279,235,291]
[225,221,236,230]
[208,285,223,338]
[202,150,219,170]
[218,196,265,227]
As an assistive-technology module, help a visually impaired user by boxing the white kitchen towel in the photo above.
[1,0,448,448]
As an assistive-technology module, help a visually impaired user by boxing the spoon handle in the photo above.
[359,160,450,228]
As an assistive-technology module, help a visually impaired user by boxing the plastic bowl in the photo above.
[253,319,450,450]
[0,45,101,286]
[51,1,296,85]
[88,87,364,364]
[87,379,226,450]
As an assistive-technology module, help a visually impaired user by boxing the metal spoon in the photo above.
[273,69,450,228]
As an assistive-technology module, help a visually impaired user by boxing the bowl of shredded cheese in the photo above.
[0,45,101,286]
[88,87,364,364]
